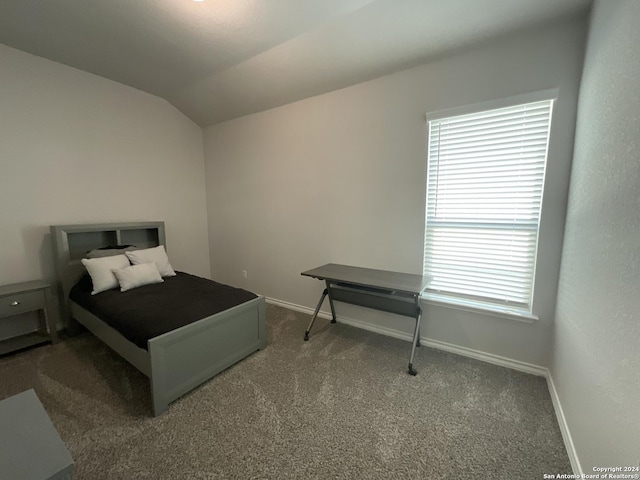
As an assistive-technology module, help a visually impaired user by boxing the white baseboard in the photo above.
[265,297,546,376]
[544,369,582,476]
[266,296,580,474]
[266,297,333,320]
[266,297,424,342]
[419,336,547,377]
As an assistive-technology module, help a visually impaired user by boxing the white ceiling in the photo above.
[0,0,591,126]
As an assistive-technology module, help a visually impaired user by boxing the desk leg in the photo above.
[408,307,422,376]
[304,289,328,341]
[325,281,337,323]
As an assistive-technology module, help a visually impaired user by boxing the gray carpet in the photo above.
[0,304,570,479]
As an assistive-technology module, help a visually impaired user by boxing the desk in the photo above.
[301,264,430,375]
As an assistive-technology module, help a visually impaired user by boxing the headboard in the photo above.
[50,221,166,328]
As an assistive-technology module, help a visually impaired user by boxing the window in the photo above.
[423,94,554,315]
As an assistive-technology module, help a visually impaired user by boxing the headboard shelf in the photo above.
[50,222,166,328]
[120,228,160,249]
[67,230,119,260]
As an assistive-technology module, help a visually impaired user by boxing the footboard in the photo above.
[148,296,266,416]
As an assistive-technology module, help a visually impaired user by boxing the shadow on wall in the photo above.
[22,226,62,329]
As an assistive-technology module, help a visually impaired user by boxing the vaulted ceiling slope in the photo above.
[0,0,591,126]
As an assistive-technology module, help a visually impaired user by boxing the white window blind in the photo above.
[424,98,553,311]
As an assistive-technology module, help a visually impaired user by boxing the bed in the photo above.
[50,222,266,416]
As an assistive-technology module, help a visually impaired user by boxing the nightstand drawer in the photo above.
[0,290,46,318]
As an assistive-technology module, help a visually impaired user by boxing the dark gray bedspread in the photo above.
[70,272,257,350]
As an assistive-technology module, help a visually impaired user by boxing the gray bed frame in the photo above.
[50,222,266,416]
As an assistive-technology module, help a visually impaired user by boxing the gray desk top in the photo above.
[0,389,73,479]
[301,263,430,295]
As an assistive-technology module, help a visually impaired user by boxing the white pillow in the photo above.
[81,254,131,295]
[112,262,164,292]
[125,245,176,277]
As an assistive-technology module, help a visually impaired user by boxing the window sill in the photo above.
[419,293,539,323]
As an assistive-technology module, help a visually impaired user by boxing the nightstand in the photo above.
[0,280,58,355]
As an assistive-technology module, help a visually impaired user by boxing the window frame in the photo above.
[421,89,558,321]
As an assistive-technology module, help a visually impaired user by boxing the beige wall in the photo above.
[0,45,211,310]
[203,17,586,367]
[553,0,640,472]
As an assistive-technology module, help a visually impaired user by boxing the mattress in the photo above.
[69,272,257,350]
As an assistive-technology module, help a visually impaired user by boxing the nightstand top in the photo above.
[0,280,50,297]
